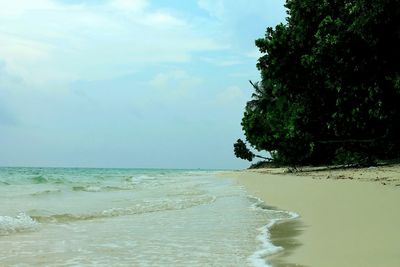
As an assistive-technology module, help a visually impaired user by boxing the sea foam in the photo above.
[0,213,38,236]
[248,196,299,267]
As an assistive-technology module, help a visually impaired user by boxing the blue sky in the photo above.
[0,0,286,169]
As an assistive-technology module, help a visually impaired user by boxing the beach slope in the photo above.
[224,165,400,267]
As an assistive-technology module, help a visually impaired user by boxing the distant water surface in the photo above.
[0,167,294,266]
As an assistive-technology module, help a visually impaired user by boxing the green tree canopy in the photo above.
[236,0,400,165]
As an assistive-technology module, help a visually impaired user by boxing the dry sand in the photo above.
[223,165,400,267]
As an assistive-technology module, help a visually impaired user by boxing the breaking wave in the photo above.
[32,196,216,223]
[0,213,38,236]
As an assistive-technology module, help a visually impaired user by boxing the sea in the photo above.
[0,167,296,267]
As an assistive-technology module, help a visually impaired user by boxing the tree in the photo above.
[233,139,254,161]
[237,0,400,165]
[233,139,271,162]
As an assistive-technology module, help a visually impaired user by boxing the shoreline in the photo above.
[222,165,400,267]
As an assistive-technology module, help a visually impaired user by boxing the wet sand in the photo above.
[223,165,400,267]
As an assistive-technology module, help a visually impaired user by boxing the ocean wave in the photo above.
[27,175,47,184]
[30,175,68,185]
[72,185,134,192]
[0,180,10,186]
[126,174,159,185]
[0,213,38,236]
[247,196,299,267]
[166,188,207,197]
[30,189,62,196]
[32,196,216,223]
[72,185,102,192]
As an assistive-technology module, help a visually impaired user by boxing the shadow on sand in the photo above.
[267,218,306,267]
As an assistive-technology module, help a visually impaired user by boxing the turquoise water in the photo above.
[0,167,294,266]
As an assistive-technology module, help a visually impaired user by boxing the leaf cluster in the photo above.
[233,139,255,162]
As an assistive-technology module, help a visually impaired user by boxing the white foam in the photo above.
[248,196,299,267]
[84,186,102,192]
[0,213,38,235]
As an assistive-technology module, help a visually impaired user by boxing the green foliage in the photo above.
[333,147,375,166]
[238,0,400,166]
[233,139,255,162]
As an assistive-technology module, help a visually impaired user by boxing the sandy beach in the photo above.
[223,165,400,267]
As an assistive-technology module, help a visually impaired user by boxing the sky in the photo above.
[0,0,287,169]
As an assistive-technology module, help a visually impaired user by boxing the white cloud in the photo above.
[245,48,263,59]
[150,69,202,100]
[0,0,58,18]
[197,0,225,19]
[0,0,285,87]
[0,0,223,86]
[214,85,245,107]
[197,0,286,20]
[143,11,186,27]
[201,57,243,66]
[110,0,148,13]
[196,0,287,52]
